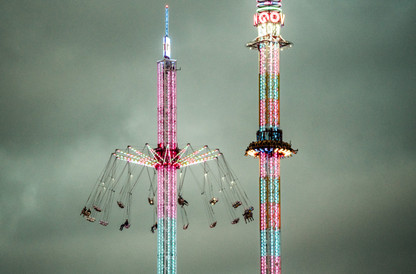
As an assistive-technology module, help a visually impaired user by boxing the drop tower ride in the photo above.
[245,1,297,273]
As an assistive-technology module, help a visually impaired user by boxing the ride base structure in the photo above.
[245,1,297,273]
[81,6,253,274]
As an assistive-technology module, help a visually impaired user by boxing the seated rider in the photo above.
[232,201,242,208]
[243,207,254,223]
[209,197,218,205]
[231,218,240,224]
[209,221,217,228]
[117,201,125,208]
[120,219,130,231]
[178,195,188,207]
[151,222,158,233]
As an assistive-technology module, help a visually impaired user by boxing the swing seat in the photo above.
[232,201,242,208]
[93,205,102,212]
[231,218,240,224]
[117,201,125,208]
[183,224,189,230]
[209,221,217,228]
[99,220,109,226]
[86,216,96,222]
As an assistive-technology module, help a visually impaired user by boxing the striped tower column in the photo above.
[245,1,297,273]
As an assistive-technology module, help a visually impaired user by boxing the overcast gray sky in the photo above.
[1,0,415,273]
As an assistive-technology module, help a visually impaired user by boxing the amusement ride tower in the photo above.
[81,6,252,274]
[245,1,297,273]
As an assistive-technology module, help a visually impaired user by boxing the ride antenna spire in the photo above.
[245,1,297,273]
[80,5,253,274]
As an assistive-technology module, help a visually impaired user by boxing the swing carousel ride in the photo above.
[80,5,253,274]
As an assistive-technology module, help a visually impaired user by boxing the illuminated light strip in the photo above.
[268,47,273,129]
[165,167,174,274]
[260,203,267,230]
[157,169,164,218]
[257,2,281,9]
[270,202,280,228]
[172,70,177,147]
[189,150,221,162]
[259,45,266,130]
[260,100,267,130]
[157,165,164,274]
[270,229,281,256]
[157,218,164,274]
[117,148,157,165]
[194,151,221,162]
[277,75,280,128]
[269,178,279,203]
[260,152,268,274]
[270,256,281,273]
[261,256,267,274]
[114,154,154,166]
[275,44,279,129]
[114,155,156,168]
[260,230,267,257]
[169,166,177,274]
[172,165,177,218]
[167,70,172,147]
[180,155,219,167]
[170,70,175,148]
[257,6,282,13]
[178,149,220,165]
[178,146,207,163]
[271,43,279,130]
[157,62,164,146]
[115,150,148,161]
[260,178,266,204]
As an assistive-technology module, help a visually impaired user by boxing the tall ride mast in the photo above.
[156,5,178,274]
[245,1,297,273]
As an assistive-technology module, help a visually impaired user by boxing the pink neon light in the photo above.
[273,45,280,128]
[270,256,281,273]
[268,46,273,128]
[167,70,171,147]
[172,71,177,147]
[167,167,171,218]
[157,169,164,218]
[261,256,267,274]
[171,166,177,218]
[260,203,267,230]
[270,202,280,229]
[260,99,266,128]
[259,46,266,74]
[157,63,164,146]
[260,153,267,177]
[270,153,279,176]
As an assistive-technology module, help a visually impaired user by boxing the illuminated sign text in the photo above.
[253,12,285,26]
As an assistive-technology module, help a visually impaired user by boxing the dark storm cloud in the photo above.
[1,0,415,273]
